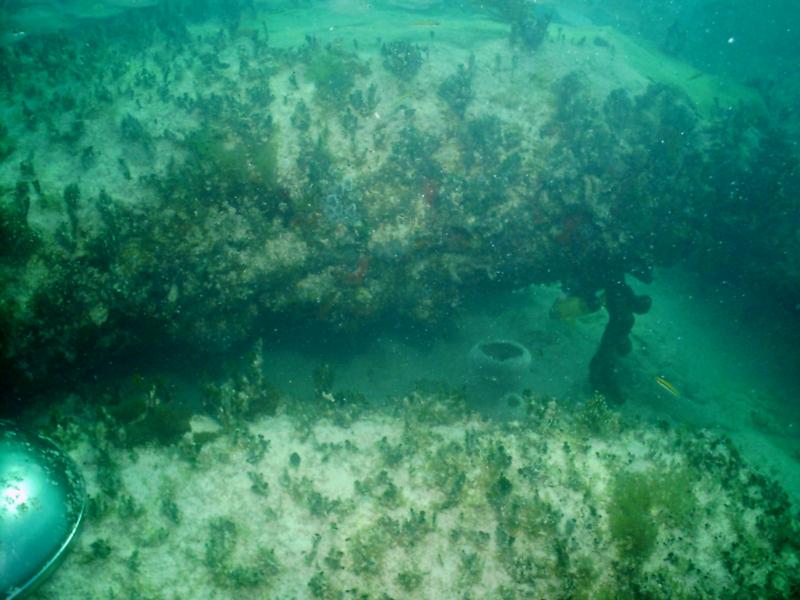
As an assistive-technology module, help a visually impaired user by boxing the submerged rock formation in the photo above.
[0,3,795,410]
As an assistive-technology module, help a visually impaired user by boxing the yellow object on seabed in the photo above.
[549,293,604,322]
[655,375,680,397]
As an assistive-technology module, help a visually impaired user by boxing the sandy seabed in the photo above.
[32,383,800,599]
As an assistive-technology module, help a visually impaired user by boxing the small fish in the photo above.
[0,30,27,47]
[655,376,680,397]
[411,19,441,27]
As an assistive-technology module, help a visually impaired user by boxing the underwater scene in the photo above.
[1,0,800,597]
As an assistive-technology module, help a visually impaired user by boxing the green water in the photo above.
[1,1,799,597]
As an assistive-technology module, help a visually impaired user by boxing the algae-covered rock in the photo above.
[31,387,800,598]
[0,2,796,411]
[0,123,15,162]
[381,40,424,81]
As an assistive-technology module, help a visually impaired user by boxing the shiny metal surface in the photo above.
[0,420,85,599]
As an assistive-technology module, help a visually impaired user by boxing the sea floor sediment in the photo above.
[31,379,800,599]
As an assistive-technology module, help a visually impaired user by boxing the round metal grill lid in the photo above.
[1,420,85,599]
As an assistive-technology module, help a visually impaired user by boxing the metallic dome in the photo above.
[1,420,85,599]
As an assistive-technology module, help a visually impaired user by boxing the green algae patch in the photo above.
[607,466,698,563]
[305,47,370,107]
[608,471,659,561]
[185,125,281,194]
